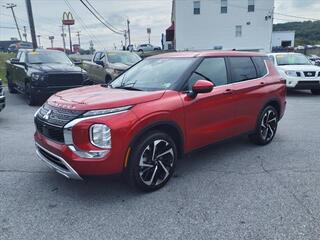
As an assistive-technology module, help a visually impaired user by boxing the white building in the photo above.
[271,31,295,48]
[171,0,274,52]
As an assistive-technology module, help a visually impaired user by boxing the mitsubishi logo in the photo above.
[307,72,312,76]
[43,110,52,120]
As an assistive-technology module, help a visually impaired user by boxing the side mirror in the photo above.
[95,60,104,67]
[188,80,214,97]
[10,58,20,64]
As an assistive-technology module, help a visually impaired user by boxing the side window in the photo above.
[193,1,200,15]
[93,52,101,62]
[100,52,106,61]
[186,57,228,90]
[229,57,257,83]
[20,52,26,63]
[252,57,268,77]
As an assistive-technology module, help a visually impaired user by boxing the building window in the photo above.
[221,0,227,14]
[248,0,255,12]
[193,1,200,15]
[235,25,242,37]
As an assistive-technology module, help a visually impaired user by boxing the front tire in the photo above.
[249,105,278,145]
[311,89,320,95]
[127,132,177,192]
[25,83,37,106]
[7,76,17,94]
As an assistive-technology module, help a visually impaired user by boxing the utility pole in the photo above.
[68,25,72,52]
[127,19,131,46]
[3,3,22,40]
[23,26,27,41]
[123,30,127,50]
[25,0,37,49]
[61,25,66,52]
[37,35,41,48]
[147,28,151,44]
[76,31,81,48]
[49,36,54,48]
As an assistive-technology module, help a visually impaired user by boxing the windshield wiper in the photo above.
[114,86,142,91]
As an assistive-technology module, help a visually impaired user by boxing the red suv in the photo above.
[34,51,286,191]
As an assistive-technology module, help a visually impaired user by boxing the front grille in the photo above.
[38,147,68,170]
[304,71,316,77]
[38,103,84,127]
[35,117,64,142]
[35,104,85,143]
[47,73,83,87]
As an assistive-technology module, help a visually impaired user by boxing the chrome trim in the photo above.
[35,143,82,180]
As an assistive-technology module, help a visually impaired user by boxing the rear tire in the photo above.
[311,89,320,95]
[127,131,177,192]
[249,105,278,145]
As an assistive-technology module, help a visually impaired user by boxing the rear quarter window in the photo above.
[252,57,268,77]
[228,57,257,83]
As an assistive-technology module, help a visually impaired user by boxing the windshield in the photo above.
[27,51,72,64]
[110,58,196,91]
[107,52,141,66]
[276,54,311,66]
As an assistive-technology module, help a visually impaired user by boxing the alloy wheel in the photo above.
[260,109,277,142]
[138,139,175,186]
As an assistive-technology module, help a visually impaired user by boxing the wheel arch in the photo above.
[263,98,281,117]
[130,121,184,159]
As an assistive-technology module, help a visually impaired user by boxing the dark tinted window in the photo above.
[268,55,275,64]
[194,1,200,14]
[252,57,268,77]
[186,57,228,90]
[229,57,257,83]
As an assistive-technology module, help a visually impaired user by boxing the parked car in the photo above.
[136,44,161,53]
[6,49,91,105]
[268,52,320,95]
[82,51,141,84]
[308,55,320,66]
[0,79,5,112]
[8,42,33,52]
[34,51,286,192]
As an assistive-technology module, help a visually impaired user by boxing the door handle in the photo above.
[223,89,233,95]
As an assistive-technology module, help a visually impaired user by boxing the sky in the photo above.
[0,0,320,50]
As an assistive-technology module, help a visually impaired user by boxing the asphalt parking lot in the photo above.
[1,89,320,240]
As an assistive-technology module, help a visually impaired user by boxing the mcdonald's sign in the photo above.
[62,11,75,25]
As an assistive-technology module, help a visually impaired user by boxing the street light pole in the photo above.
[61,25,66,52]
[3,3,22,40]
[25,0,37,49]
[37,35,41,48]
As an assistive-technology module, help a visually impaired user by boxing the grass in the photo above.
[0,52,15,85]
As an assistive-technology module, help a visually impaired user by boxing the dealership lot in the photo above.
[1,90,320,240]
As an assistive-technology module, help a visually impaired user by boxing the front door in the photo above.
[181,57,236,151]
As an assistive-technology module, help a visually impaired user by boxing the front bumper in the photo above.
[0,95,5,112]
[285,77,320,89]
[36,143,82,180]
[31,85,84,99]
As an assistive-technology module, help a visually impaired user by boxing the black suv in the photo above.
[6,49,91,105]
[0,79,5,112]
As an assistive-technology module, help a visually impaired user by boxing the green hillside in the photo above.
[273,20,320,46]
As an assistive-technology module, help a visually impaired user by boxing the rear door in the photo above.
[226,56,268,135]
[181,57,237,150]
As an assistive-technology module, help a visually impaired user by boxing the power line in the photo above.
[274,12,320,21]
[63,0,103,48]
[84,0,124,34]
[79,0,124,35]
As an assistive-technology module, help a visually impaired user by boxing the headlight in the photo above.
[83,105,133,117]
[31,73,45,81]
[285,70,298,77]
[90,124,111,149]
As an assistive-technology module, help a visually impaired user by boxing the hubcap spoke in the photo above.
[260,109,277,141]
[138,139,174,186]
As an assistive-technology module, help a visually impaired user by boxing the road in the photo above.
[1,90,320,240]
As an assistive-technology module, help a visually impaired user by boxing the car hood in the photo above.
[47,85,165,110]
[29,63,83,73]
[277,64,320,71]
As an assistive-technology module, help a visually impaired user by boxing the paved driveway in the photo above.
[0,90,320,240]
